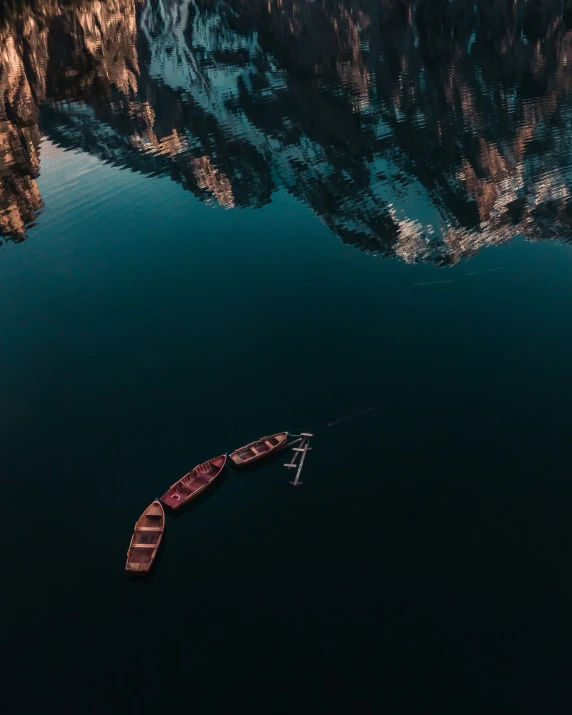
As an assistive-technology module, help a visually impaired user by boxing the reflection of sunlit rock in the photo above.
[192,156,235,208]
[0,175,43,240]
[105,0,572,261]
[0,0,144,241]
[0,20,45,240]
[333,8,371,111]
[77,1,140,97]
[3,0,572,263]
[156,130,188,158]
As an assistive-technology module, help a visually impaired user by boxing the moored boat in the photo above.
[160,455,227,510]
[230,432,289,466]
[125,500,165,575]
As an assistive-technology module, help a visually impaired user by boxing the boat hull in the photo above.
[229,432,288,466]
[160,455,226,511]
[125,500,165,575]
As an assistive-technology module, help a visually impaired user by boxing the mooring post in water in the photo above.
[284,436,306,469]
[290,441,309,486]
[284,432,313,484]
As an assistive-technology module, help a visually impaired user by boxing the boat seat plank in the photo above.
[264,440,274,448]
[133,544,156,548]
[138,527,162,531]
[250,446,260,455]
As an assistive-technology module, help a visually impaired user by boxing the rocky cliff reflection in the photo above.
[2,0,572,263]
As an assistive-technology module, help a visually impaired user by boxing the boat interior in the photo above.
[236,434,284,460]
[127,545,156,565]
[165,457,225,503]
[128,508,163,563]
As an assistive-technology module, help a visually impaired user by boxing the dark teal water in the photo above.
[4,1,572,712]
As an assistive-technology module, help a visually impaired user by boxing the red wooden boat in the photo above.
[125,500,165,575]
[160,455,226,510]
[229,432,289,466]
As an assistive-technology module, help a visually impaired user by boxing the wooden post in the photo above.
[284,436,306,469]
[290,442,309,486]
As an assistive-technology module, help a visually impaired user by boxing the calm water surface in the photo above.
[4,1,572,712]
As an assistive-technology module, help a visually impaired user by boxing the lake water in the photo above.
[4,1,572,712]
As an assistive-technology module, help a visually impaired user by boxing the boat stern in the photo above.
[160,493,183,510]
[125,562,150,575]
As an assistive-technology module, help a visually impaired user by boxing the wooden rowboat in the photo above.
[160,454,227,510]
[125,500,165,575]
[230,432,289,466]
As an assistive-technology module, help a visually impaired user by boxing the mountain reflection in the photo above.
[2,0,572,263]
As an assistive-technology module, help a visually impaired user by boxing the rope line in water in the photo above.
[327,406,377,428]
